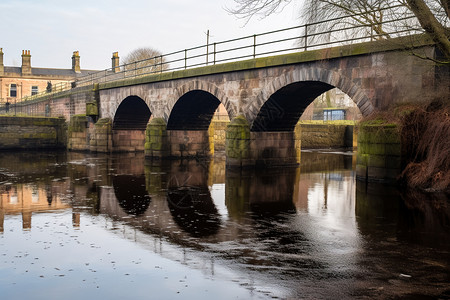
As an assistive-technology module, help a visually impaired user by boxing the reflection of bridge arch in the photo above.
[113,174,151,216]
[167,185,221,237]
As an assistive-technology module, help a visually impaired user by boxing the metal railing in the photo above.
[20,5,422,98]
[21,81,73,102]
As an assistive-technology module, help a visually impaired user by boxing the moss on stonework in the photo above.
[145,118,168,155]
[226,115,250,159]
[86,102,98,116]
[356,122,403,182]
[68,115,88,133]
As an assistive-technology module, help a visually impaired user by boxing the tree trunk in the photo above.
[407,0,450,61]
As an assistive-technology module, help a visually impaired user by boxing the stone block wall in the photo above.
[90,118,112,153]
[250,131,300,167]
[10,85,95,118]
[145,118,169,158]
[225,116,251,167]
[210,120,228,152]
[356,123,402,183]
[0,116,66,150]
[112,129,145,152]
[167,130,211,158]
[299,123,355,149]
[67,115,89,151]
[226,115,301,167]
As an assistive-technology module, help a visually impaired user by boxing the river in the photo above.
[0,151,449,299]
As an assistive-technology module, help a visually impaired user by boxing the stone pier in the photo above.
[225,115,301,168]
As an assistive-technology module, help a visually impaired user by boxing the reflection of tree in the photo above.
[113,175,151,216]
[167,185,221,237]
[355,181,450,248]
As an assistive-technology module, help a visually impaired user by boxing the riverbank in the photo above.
[361,101,450,192]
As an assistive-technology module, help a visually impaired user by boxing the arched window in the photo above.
[10,84,17,97]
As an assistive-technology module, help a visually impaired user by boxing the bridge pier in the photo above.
[225,116,301,168]
[356,123,403,183]
[145,117,213,158]
[90,118,112,153]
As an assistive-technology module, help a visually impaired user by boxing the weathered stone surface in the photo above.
[145,118,169,157]
[0,116,66,150]
[356,123,403,183]
[299,124,355,149]
[90,118,112,153]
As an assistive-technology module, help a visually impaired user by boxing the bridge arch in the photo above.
[248,67,374,130]
[164,80,233,124]
[167,89,222,130]
[113,95,151,130]
[112,95,151,152]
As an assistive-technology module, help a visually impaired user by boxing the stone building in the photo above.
[0,48,97,106]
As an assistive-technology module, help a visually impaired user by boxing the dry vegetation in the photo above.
[363,100,450,192]
[399,101,450,192]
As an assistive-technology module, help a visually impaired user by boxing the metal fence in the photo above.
[20,81,73,102]
[19,5,422,98]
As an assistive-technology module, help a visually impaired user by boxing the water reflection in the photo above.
[356,181,450,248]
[0,151,448,299]
[113,175,150,216]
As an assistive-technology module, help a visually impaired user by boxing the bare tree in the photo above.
[122,47,168,75]
[227,0,450,61]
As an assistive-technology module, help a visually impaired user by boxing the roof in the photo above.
[3,66,100,78]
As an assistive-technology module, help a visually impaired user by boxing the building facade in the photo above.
[0,48,97,106]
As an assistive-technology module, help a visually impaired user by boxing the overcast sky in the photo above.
[1,0,300,70]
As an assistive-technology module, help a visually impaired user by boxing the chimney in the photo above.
[21,50,32,75]
[0,48,4,76]
[72,51,81,73]
[112,52,120,73]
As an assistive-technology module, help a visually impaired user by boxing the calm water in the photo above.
[0,151,449,299]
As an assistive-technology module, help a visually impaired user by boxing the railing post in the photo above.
[206,44,209,66]
[253,34,256,59]
[213,43,216,65]
[304,24,308,51]
[184,49,187,69]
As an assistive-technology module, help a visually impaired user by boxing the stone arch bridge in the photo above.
[16,37,448,167]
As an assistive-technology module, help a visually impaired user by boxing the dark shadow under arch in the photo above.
[167,90,221,130]
[113,96,151,130]
[252,81,333,132]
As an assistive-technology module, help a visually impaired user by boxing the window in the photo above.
[10,84,17,97]
[31,86,38,95]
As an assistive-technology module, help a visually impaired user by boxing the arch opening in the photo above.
[167,90,222,130]
[251,81,334,132]
[300,87,363,122]
[113,96,151,130]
